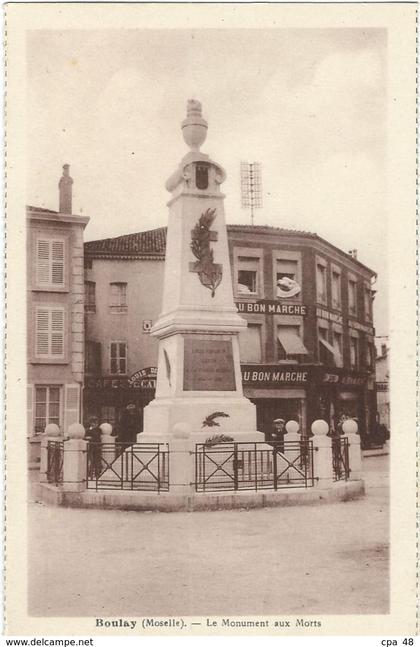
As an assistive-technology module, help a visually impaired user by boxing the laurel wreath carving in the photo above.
[204,434,235,448]
[202,411,230,428]
[190,208,222,297]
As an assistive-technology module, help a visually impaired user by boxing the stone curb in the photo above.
[36,480,365,513]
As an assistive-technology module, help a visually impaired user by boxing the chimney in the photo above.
[381,344,387,358]
[59,164,73,214]
[348,249,358,259]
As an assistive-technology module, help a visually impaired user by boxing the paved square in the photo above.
[28,456,388,617]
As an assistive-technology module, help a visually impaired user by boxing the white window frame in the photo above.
[331,263,342,311]
[315,255,328,306]
[349,331,359,369]
[34,306,66,360]
[272,250,302,301]
[109,282,128,314]
[364,282,373,323]
[347,273,358,317]
[35,237,66,289]
[275,315,305,363]
[332,323,344,368]
[233,247,264,299]
[109,341,128,375]
[34,384,62,434]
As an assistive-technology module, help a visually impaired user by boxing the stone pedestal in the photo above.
[39,424,62,484]
[140,100,263,446]
[62,439,88,492]
[62,423,87,492]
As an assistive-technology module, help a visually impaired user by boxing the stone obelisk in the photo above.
[140,100,263,443]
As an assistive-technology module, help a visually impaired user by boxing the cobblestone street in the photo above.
[28,455,389,617]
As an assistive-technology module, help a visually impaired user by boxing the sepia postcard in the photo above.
[4,1,418,639]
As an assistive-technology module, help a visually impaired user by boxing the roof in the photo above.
[85,227,167,258]
[84,223,376,275]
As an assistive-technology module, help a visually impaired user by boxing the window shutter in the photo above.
[63,384,80,433]
[51,309,64,357]
[51,241,64,285]
[35,309,50,356]
[27,385,34,436]
[36,240,50,284]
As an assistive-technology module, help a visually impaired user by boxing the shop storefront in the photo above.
[309,367,373,446]
[240,364,374,444]
[241,365,309,438]
[83,364,375,445]
[83,367,157,432]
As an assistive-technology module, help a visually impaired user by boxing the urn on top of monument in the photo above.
[181,99,208,151]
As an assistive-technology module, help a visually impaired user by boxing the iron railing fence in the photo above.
[47,440,64,485]
[195,440,314,493]
[332,437,350,481]
[86,442,169,492]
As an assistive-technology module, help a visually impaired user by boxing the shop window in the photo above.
[331,271,341,310]
[348,280,357,316]
[239,324,262,363]
[364,287,373,322]
[350,336,359,369]
[110,341,127,375]
[332,331,344,368]
[35,306,65,359]
[35,238,65,288]
[85,281,96,313]
[34,385,61,434]
[276,259,300,298]
[110,282,128,313]
[316,263,327,304]
[277,325,308,361]
[85,341,101,375]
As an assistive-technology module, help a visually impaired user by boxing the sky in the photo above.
[27,28,388,336]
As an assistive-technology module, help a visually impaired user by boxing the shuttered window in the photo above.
[110,341,127,374]
[110,283,128,313]
[35,307,65,359]
[36,238,65,288]
[34,385,61,434]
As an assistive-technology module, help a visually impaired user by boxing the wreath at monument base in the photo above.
[203,434,235,448]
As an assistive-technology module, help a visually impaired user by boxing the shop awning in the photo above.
[277,330,308,355]
[320,338,343,368]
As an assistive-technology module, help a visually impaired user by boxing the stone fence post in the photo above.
[311,419,333,489]
[284,420,301,478]
[39,424,62,484]
[343,419,362,481]
[168,423,195,495]
[62,423,88,492]
[100,422,116,466]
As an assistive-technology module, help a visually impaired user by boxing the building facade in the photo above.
[83,224,378,446]
[27,166,89,460]
[375,343,390,430]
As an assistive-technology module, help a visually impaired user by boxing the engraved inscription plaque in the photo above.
[183,336,236,391]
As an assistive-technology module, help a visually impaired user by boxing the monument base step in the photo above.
[37,480,365,512]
